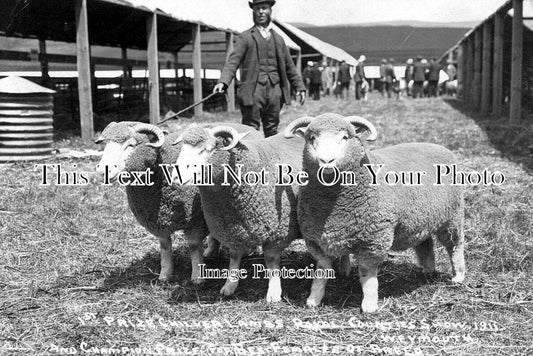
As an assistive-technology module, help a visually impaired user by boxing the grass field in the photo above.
[1,94,532,355]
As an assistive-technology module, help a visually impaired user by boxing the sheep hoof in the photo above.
[220,283,237,296]
[306,298,320,308]
[422,266,436,274]
[266,293,282,303]
[361,299,379,313]
[190,277,205,286]
[451,274,465,284]
[158,275,174,283]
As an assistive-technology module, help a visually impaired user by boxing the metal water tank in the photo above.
[0,76,55,162]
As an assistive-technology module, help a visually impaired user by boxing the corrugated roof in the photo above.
[274,20,358,66]
[100,0,300,51]
[0,76,55,93]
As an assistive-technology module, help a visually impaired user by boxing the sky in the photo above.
[268,0,513,26]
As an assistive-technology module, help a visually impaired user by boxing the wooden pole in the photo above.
[448,51,454,64]
[457,43,464,99]
[192,24,202,116]
[146,12,160,125]
[472,29,482,111]
[174,53,179,80]
[492,11,504,116]
[121,46,128,76]
[510,0,523,123]
[225,32,235,111]
[296,49,302,74]
[38,39,50,88]
[481,21,492,113]
[465,37,474,106]
[75,0,94,141]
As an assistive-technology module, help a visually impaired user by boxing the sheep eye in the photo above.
[342,135,349,141]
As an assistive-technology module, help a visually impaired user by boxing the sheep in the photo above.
[284,113,465,313]
[94,121,261,284]
[172,125,305,302]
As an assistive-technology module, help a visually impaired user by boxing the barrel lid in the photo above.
[0,76,55,94]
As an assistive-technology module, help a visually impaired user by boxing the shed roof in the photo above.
[101,0,300,51]
[274,20,358,66]
[0,75,55,94]
[0,0,299,54]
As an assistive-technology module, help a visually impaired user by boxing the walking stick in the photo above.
[158,92,225,125]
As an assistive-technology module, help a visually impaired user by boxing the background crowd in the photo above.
[301,55,458,102]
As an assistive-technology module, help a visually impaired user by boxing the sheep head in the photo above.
[172,125,249,184]
[284,113,377,174]
[95,121,165,181]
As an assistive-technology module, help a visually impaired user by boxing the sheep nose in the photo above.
[319,158,335,165]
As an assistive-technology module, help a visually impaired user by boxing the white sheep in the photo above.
[95,121,261,283]
[284,113,465,313]
[173,125,304,302]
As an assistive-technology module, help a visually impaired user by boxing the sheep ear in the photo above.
[173,134,184,145]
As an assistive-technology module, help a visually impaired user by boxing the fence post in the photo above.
[481,21,492,114]
[192,24,203,116]
[75,0,94,141]
[146,11,160,125]
[510,0,523,123]
[492,11,504,116]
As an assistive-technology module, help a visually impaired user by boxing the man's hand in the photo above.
[213,83,227,94]
[297,90,306,105]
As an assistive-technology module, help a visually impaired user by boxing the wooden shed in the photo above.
[442,0,533,122]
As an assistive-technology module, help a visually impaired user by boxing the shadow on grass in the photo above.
[443,97,533,171]
[102,248,447,309]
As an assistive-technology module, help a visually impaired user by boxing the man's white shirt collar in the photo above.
[256,23,273,39]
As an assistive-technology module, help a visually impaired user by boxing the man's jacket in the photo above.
[219,26,305,106]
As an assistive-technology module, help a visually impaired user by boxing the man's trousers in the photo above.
[240,81,282,138]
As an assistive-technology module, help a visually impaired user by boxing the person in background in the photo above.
[445,59,457,96]
[384,58,396,99]
[321,61,333,96]
[354,55,367,100]
[404,58,414,97]
[213,0,306,137]
[379,58,387,96]
[302,61,313,96]
[428,57,441,97]
[412,55,426,99]
[310,61,322,100]
[421,58,430,97]
[337,60,351,100]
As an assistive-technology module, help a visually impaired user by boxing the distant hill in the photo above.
[328,21,479,28]
[289,22,317,28]
[297,24,470,65]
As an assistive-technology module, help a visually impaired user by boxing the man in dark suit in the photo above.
[354,55,367,100]
[213,0,306,137]
[412,55,426,99]
[336,60,351,100]
[427,58,441,97]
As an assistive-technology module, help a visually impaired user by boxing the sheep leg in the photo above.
[203,235,220,258]
[306,240,333,307]
[220,250,243,296]
[339,254,352,277]
[158,234,173,282]
[185,226,209,285]
[263,247,282,303]
[414,238,436,274]
[358,256,382,313]
[436,224,465,283]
